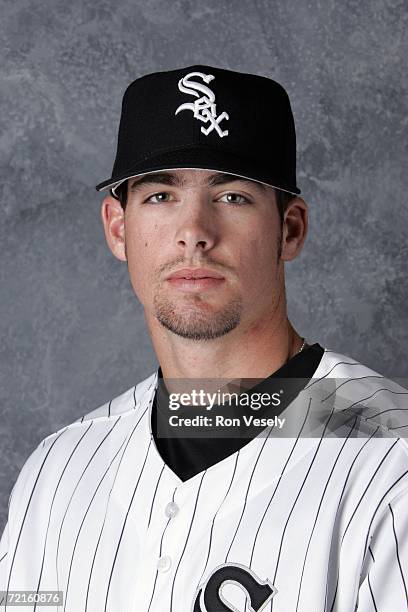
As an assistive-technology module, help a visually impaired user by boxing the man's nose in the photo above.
[174,194,217,255]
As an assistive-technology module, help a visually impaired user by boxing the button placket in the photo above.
[164,501,179,518]
[157,555,172,572]
[154,501,179,577]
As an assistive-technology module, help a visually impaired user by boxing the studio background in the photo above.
[1,0,407,529]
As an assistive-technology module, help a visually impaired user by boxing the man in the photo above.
[1,65,407,611]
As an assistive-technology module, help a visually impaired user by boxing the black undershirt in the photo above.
[151,342,325,482]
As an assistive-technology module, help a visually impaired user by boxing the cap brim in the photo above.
[95,147,301,196]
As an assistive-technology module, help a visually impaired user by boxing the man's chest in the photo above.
[12,430,386,612]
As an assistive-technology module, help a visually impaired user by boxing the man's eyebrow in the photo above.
[129,173,179,191]
[128,172,267,192]
[208,173,267,191]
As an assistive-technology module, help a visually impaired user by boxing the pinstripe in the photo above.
[55,419,122,598]
[147,465,166,529]
[389,502,408,606]
[147,487,177,612]
[224,427,274,563]
[320,377,389,403]
[329,454,408,611]
[362,468,408,562]
[269,404,337,612]
[367,572,378,612]
[5,427,70,610]
[85,408,149,611]
[342,392,408,415]
[294,416,359,612]
[249,396,314,569]
[103,437,153,612]
[366,406,408,419]
[304,362,367,391]
[340,440,399,543]
[198,451,240,587]
[32,423,94,610]
[170,471,207,612]
[323,427,379,611]
[64,427,128,610]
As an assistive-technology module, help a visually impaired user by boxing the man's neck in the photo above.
[145,308,305,381]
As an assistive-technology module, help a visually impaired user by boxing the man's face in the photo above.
[104,169,298,341]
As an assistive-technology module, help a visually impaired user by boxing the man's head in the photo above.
[100,168,307,341]
[96,65,307,341]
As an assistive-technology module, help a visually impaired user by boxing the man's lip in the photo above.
[166,268,225,280]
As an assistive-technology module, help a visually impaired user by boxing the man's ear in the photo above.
[280,197,308,262]
[100,194,127,262]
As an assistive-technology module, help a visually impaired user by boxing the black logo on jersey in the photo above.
[191,562,277,611]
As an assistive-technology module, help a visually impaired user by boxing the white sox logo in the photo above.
[175,71,229,138]
[191,562,277,611]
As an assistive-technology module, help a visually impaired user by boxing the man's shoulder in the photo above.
[14,371,156,479]
[315,346,408,447]
[72,370,158,423]
[43,369,158,438]
[7,370,158,518]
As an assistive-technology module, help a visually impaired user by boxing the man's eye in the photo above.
[144,192,173,203]
[219,193,250,205]
[142,192,249,205]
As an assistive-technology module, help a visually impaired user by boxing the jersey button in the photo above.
[157,555,172,572]
[164,501,179,518]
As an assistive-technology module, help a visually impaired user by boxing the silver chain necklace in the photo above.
[296,337,307,355]
[285,337,306,364]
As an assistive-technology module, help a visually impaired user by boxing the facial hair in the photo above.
[153,292,243,340]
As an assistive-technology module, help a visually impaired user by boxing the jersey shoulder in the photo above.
[6,370,159,520]
[73,370,157,422]
[44,368,158,436]
[315,346,408,448]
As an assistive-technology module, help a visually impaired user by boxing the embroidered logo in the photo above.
[175,71,229,138]
[191,562,277,611]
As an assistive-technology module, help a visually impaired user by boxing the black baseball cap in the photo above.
[95,64,301,197]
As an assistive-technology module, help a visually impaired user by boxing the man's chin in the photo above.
[156,317,239,340]
[153,297,243,341]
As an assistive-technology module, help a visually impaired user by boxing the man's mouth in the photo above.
[166,268,225,291]
[166,267,225,280]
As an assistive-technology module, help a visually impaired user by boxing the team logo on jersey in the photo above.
[191,562,277,612]
[175,71,229,138]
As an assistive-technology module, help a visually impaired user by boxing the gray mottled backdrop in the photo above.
[1,0,407,528]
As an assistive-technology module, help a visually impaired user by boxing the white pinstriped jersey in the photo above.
[1,347,407,612]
